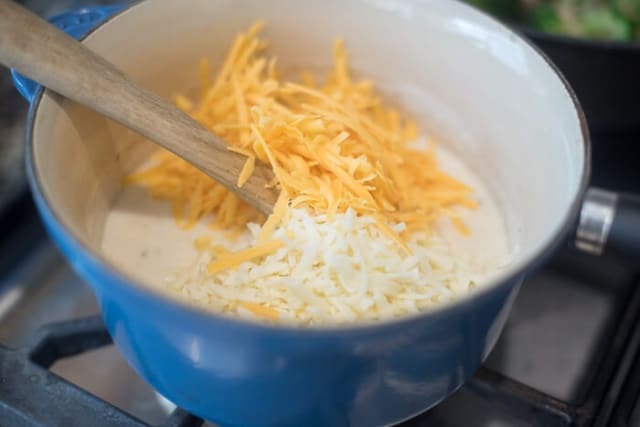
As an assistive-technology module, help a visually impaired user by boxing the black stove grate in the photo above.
[0,316,203,427]
[1,279,639,427]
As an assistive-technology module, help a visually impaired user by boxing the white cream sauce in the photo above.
[101,145,512,289]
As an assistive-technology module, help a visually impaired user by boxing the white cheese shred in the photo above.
[164,208,491,326]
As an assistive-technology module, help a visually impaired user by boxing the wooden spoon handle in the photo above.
[0,0,276,215]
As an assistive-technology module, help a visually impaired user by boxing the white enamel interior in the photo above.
[32,0,586,293]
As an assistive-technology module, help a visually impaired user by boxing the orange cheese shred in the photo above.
[128,22,477,271]
[237,155,256,187]
[259,190,289,243]
[207,239,284,274]
[239,302,279,320]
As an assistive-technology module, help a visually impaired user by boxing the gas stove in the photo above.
[2,2,640,425]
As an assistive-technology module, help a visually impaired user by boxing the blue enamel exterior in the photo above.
[15,5,545,426]
[27,178,524,426]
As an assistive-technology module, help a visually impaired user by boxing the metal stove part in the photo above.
[597,285,640,427]
[484,266,615,402]
[0,316,202,427]
[575,188,618,256]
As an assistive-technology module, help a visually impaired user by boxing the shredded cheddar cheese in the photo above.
[124,23,497,323]
[128,22,475,239]
[239,302,280,321]
[206,239,283,274]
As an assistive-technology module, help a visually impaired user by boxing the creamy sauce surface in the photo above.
[101,146,512,288]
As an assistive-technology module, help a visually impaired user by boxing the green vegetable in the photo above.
[582,7,632,41]
[612,0,640,23]
[466,0,639,42]
[529,3,564,34]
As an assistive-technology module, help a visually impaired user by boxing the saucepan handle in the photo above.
[575,187,640,262]
[11,4,125,103]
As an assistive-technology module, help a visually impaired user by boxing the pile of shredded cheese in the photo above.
[126,22,490,325]
[167,208,489,325]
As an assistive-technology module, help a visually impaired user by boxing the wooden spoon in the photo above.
[0,0,277,215]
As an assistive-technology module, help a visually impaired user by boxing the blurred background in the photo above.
[471,0,640,42]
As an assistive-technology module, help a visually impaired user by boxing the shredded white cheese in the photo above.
[163,208,494,326]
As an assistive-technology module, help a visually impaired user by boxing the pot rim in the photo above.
[24,0,592,335]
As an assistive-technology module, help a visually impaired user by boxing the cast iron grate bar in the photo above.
[605,309,640,426]
[0,316,203,427]
[593,280,640,427]
[26,315,111,367]
[470,367,573,426]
